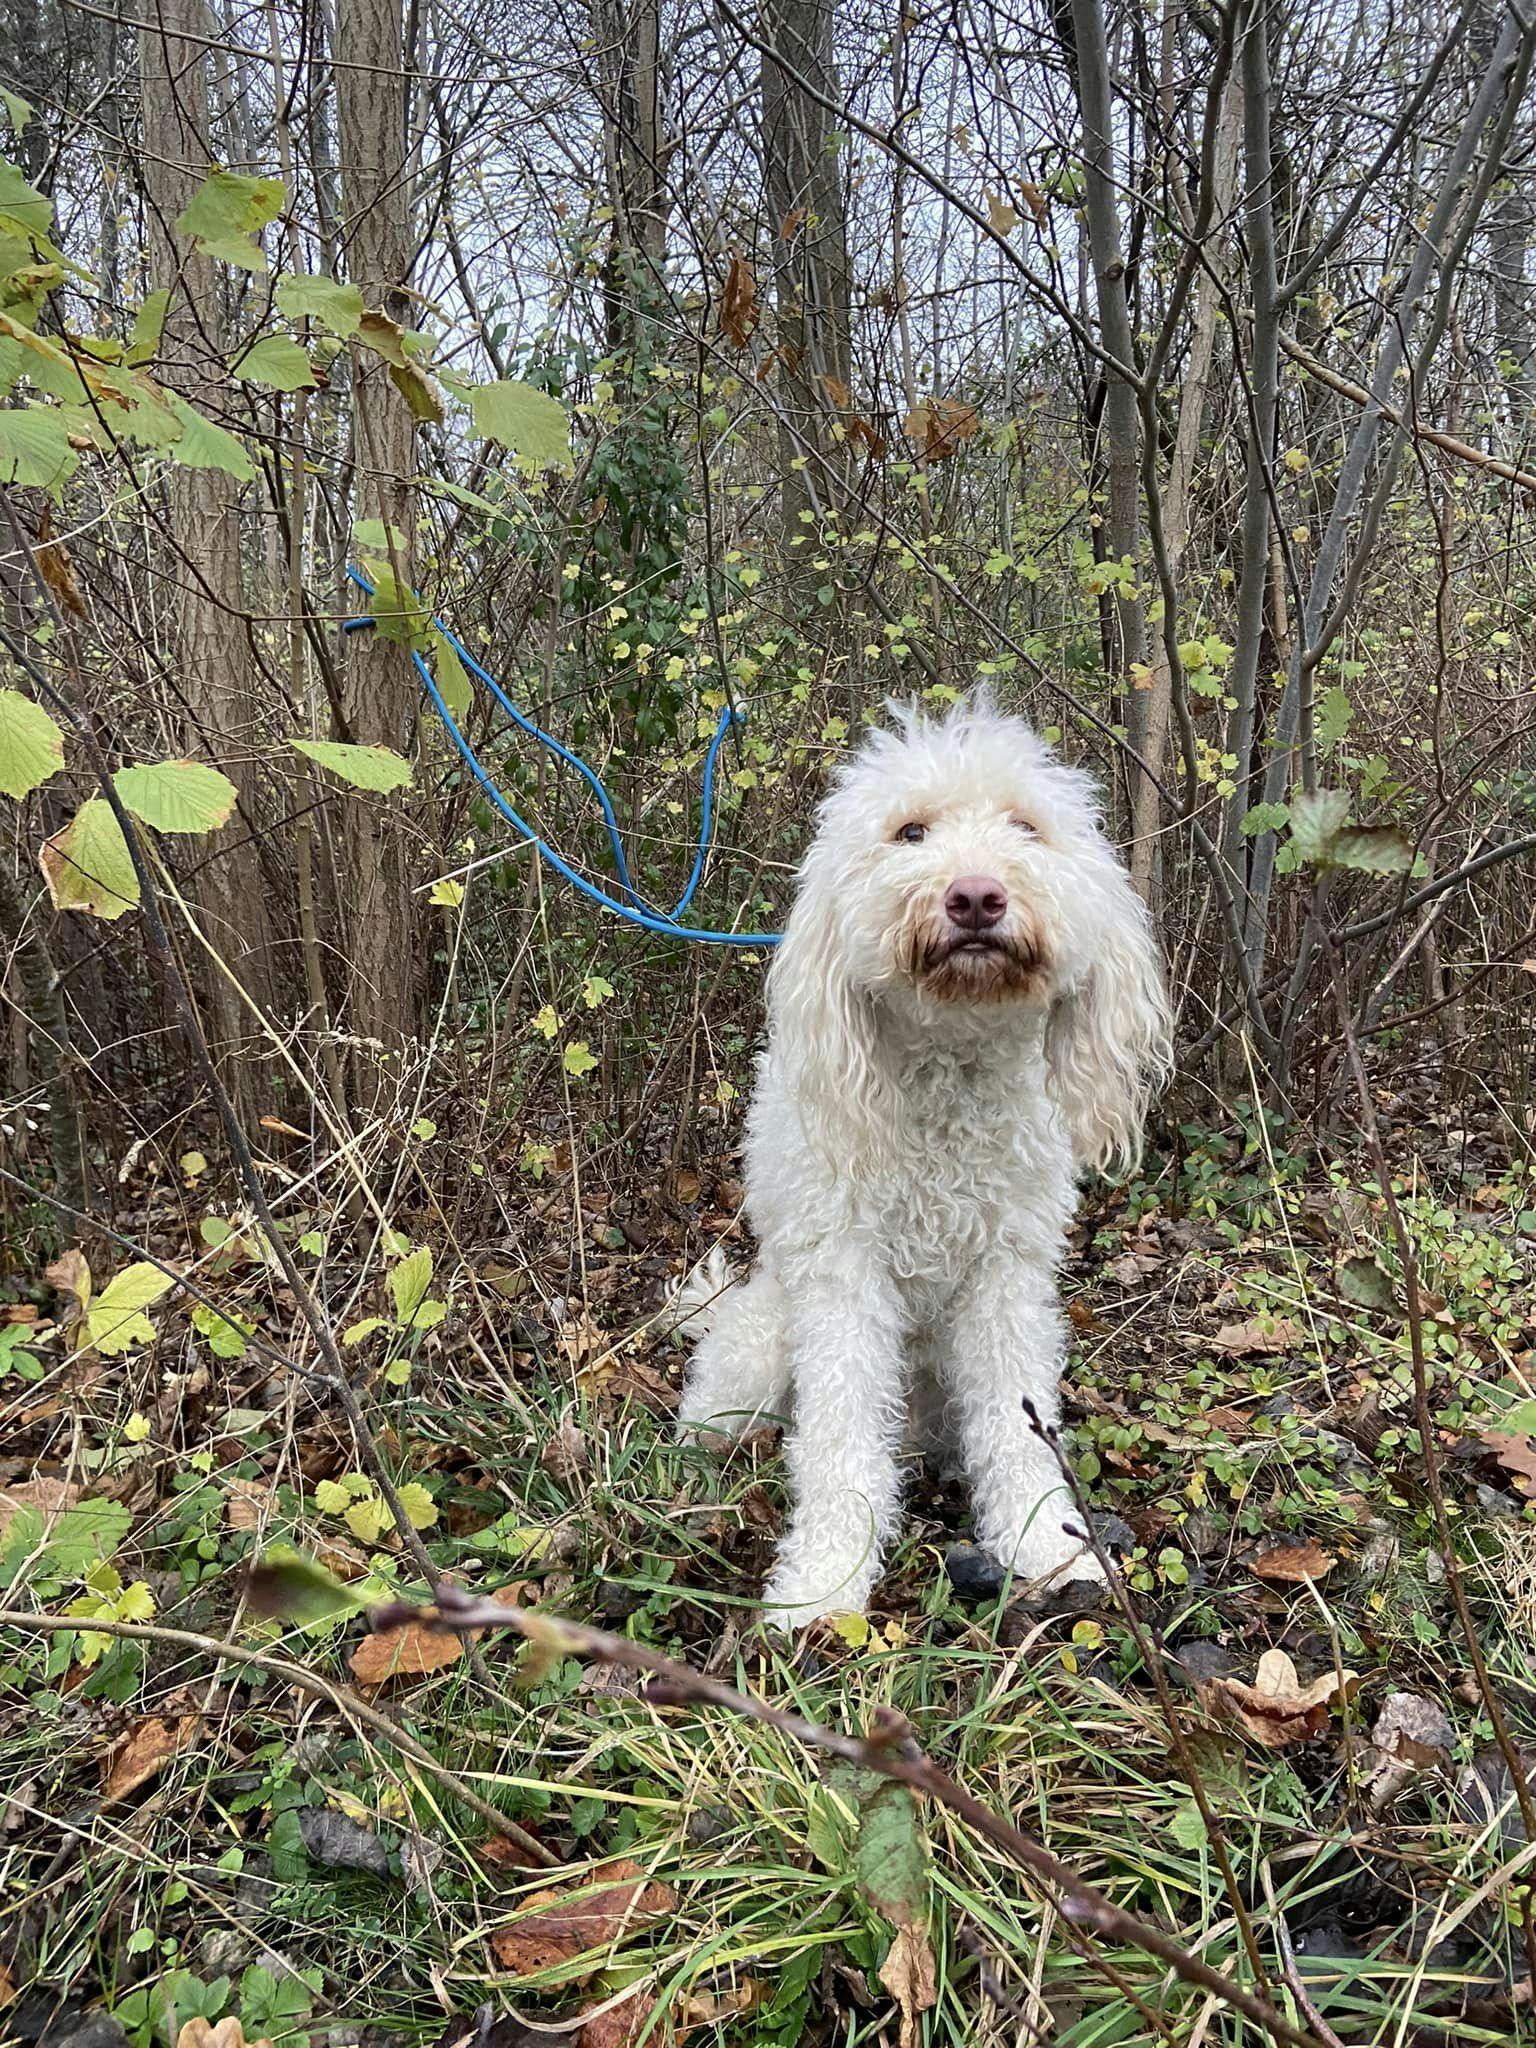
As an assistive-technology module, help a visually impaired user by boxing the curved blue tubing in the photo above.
[343,566,781,947]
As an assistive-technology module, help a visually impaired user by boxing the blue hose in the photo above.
[343,566,781,946]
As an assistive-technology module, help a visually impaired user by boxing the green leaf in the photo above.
[429,877,464,908]
[0,688,64,798]
[826,1763,929,1929]
[231,334,317,392]
[313,1479,350,1514]
[1339,1253,1398,1313]
[42,1499,132,1579]
[342,1316,391,1348]
[192,1301,252,1358]
[390,1246,432,1323]
[113,759,238,834]
[39,798,140,920]
[273,273,364,337]
[1,91,33,136]
[431,631,472,719]
[1287,788,1350,864]
[0,406,78,490]
[86,1262,175,1355]
[165,395,255,481]
[356,310,410,365]
[562,1039,599,1078]
[124,289,170,365]
[247,1545,369,1628]
[290,738,412,793]
[176,169,285,272]
[467,379,572,470]
[343,1495,391,1545]
[1240,801,1289,838]
[1169,1802,1208,1851]
[1317,687,1353,746]
[388,359,442,423]
[396,1482,437,1530]
[1327,825,1414,875]
[581,974,615,1009]
[0,157,52,235]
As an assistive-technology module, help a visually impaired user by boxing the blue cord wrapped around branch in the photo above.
[343,565,781,946]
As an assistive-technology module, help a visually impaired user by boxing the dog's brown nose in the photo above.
[945,875,1007,930]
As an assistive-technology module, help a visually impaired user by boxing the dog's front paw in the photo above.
[992,1516,1107,1592]
[761,1558,877,1634]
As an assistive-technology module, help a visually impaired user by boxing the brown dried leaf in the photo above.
[903,397,979,463]
[879,1922,938,2048]
[720,255,758,349]
[46,1247,90,1303]
[489,1857,677,1977]
[1485,1432,1536,1498]
[1250,1540,1335,1583]
[540,1411,589,1484]
[0,1475,78,1538]
[102,1714,199,1802]
[1209,1315,1306,1356]
[1020,180,1050,224]
[177,2022,271,2048]
[37,509,87,618]
[985,191,1019,236]
[846,415,887,459]
[349,1617,465,1687]
[1201,1648,1358,1750]
[225,1476,269,1532]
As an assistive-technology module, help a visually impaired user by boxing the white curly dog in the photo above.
[677,697,1170,1629]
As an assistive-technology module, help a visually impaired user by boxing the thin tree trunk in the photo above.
[1066,0,1148,725]
[761,0,852,540]
[138,0,276,1103]
[335,0,420,1064]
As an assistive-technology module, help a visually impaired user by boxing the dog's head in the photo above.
[768,696,1171,1172]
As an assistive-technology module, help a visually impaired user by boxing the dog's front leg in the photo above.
[947,1261,1105,1590]
[761,1256,906,1630]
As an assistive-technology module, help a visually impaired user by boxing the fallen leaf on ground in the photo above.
[296,1804,391,1876]
[1200,1648,1358,1749]
[1250,1540,1335,1582]
[177,2021,271,2048]
[0,1475,79,1537]
[489,1857,676,1977]
[435,2010,577,2048]
[349,1614,466,1687]
[1364,1690,1455,1809]
[879,1922,939,2048]
[225,1476,269,1531]
[576,1978,760,2048]
[102,1715,199,1802]
[46,1248,90,1302]
[1485,1432,1536,1497]
[1209,1316,1306,1355]
[540,1410,588,1483]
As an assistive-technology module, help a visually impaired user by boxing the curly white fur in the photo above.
[677,697,1171,1630]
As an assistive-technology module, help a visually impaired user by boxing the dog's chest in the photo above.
[860,1060,1070,1291]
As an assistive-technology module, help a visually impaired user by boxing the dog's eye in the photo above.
[1012,817,1039,837]
[894,821,928,845]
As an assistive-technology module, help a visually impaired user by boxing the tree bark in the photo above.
[761,0,852,538]
[1066,0,1148,719]
[138,0,276,1096]
[335,0,420,1060]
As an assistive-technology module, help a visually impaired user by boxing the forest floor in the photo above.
[3,1085,1536,2048]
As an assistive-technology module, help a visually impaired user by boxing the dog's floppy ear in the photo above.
[766,855,891,1172]
[1045,855,1171,1174]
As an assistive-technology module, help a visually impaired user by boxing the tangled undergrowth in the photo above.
[3,1083,1536,2048]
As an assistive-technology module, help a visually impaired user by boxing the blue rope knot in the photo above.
[343,565,780,946]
